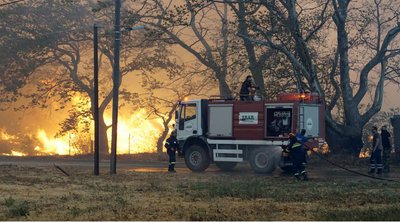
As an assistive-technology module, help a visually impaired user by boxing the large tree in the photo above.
[231,0,400,152]
[131,0,244,98]
[1,0,175,155]
[140,64,214,154]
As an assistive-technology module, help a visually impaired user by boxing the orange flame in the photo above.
[105,109,163,154]
[3,108,164,156]
[34,130,71,155]
[359,148,370,158]
[1,151,28,156]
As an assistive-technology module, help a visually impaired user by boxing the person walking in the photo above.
[288,133,308,180]
[369,126,383,174]
[164,130,180,173]
[381,125,391,173]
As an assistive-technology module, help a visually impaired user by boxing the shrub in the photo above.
[3,196,15,208]
[9,201,30,217]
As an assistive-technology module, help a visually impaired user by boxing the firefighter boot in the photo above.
[170,164,176,173]
[301,171,308,181]
[368,169,375,174]
[294,173,301,180]
[168,165,173,172]
[377,169,382,175]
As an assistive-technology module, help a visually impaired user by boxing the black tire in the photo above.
[249,147,278,174]
[184,144,210,172]
[215,162,238,171]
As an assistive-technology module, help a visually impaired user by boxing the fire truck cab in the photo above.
[175,93,325,173]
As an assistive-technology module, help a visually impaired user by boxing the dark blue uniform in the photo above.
[369,130,383,174]
[296,131,311,165]
[288,136,308,180]
[165,135,179,172]
[240,79,253,101]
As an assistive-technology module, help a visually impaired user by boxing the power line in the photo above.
[0,0,27,7]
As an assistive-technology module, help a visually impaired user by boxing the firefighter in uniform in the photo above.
[296,129,311,168]
[288,133,308,180]
[239,75,259,101]
[164,130,180,173]
[369,126,383,174]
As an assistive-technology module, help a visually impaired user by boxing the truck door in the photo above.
[299,104,320,137]
[177,102,200,140]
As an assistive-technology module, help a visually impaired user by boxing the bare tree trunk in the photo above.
[232,1,268,97]
[326,124,363,157]
[156,123,169,154]
[99,114,109,158]
[217,74,233,98]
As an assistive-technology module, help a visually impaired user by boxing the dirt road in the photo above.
[1,155,399,181]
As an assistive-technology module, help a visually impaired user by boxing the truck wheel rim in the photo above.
[190,151,202,166]
[254,152,269,168]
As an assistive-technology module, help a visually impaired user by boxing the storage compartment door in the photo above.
[265,105,293,137]
[300,105,319,137]
[208,105,233,137]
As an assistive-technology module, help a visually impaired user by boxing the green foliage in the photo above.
[3,197,30,217]
[9,201,30,217]
[3,196,15,208]
[69,206,81,218]
[363,107,400,149]
[318,206,400,221]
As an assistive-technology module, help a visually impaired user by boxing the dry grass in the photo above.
[1,160,400,220]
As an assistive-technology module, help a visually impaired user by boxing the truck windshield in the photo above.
[182,103,196,121]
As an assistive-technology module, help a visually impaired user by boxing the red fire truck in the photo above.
[175,93,325,173]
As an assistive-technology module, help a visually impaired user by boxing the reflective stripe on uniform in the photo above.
[292,143,302,148]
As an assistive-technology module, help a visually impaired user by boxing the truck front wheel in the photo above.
[215,162,238,171]
[184,145,210,172]
[249,147,278,174]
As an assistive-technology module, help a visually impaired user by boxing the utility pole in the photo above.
[128,133,131,155]
[93,24,100,176]
[110,0,121,175]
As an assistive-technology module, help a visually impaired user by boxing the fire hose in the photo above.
[304,144,399,182]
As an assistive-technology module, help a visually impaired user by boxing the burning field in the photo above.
[1,156,400,220]
[0,108,164,156]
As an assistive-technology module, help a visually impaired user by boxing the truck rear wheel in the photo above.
[215,162,238,171]
[184,145,210,172]
[249,147,278,174]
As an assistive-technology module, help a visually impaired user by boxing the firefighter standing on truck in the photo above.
[239,75,259,101]
[288,133,308,180]
[165,130,180,173]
